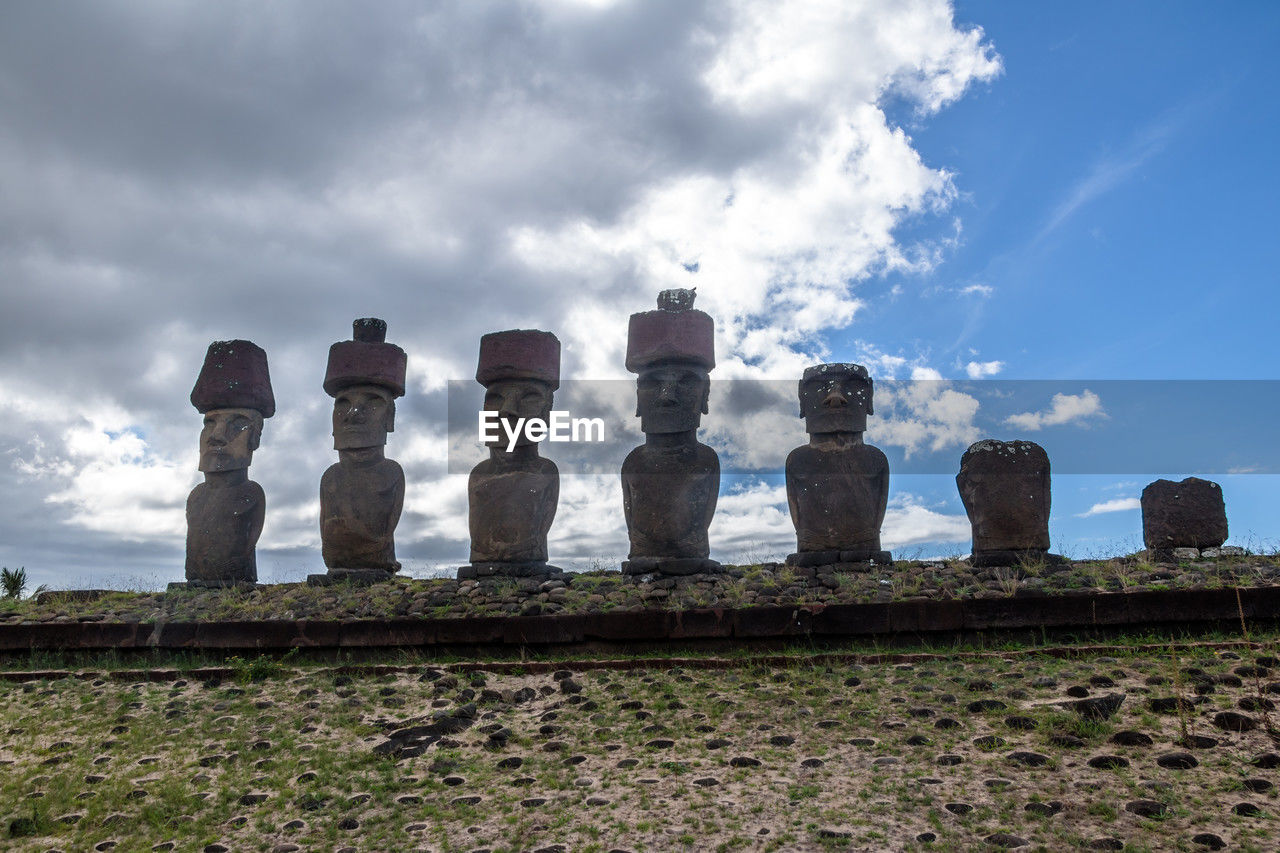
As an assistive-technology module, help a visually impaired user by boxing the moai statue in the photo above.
[957,439,1058,568]
[621,289,721,577]
[785,364,891,567]
[311,318,407,585]
[460,329,562,580]
[184,340,275,588]
[1141,477,1227,559]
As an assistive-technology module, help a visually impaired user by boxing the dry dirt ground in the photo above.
[3,643,1280,852]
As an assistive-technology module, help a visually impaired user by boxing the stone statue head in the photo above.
[626,291,715,436]
[191,339,273,473]
[482,377,555,448]
[475,329,561,451]
[325,318,407,451]
[636,362,710,434]
[332,384,396,450]
[198,408,264,472]
[799,363,873,435]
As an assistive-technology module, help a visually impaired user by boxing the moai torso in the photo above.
[957,439,1052,558]
[468,451,559,563]
[185,340,274,587]
[318,319,408,576]
[185,476,264,584]
[784,363,890,563]
[786,441,888,552]
[321,453,404,570]
[464,329,563,575]
[622,439,719,559]
[1141,477,1228,551]
[621,291,721,574]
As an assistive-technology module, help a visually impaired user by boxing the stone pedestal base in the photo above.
[306,568,399,587]
[621,557,723,577]
[786,549,891,568]
[168,581,261,592]
[458,562,563,580]
[970,550,1066,569]
[1146,546,1245,563]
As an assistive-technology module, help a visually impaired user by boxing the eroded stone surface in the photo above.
[785,364,891,567]
[957,439,1052,568]
[316,320,406,580]
[464,330,561,579]
[186,341,273,587]
[621,292,720,576]
[1142,477,1228,553]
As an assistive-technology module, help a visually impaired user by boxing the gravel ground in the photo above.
[4,642,1280,851]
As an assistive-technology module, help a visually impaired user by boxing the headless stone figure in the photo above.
[956,439,1057,568]
[1141,476,1228,558]
[462,330,561,579]
[184,340,274,587]
[785,363,890,567]
[621,290,721,577]
[314,319,407,584]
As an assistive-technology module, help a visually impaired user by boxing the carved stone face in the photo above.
[198,408,263,472]
[483,378,553,448]
[332,384,395,450]
[800,374,872,435]
[636,363,710,434]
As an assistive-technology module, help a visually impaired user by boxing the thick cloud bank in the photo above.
[0,0,999,586]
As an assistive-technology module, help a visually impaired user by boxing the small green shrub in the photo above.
[1,566,27,599]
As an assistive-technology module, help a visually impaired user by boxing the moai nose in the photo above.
[823,390,848,408]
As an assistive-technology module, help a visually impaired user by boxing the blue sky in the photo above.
[1,1,1277,587]
[811,3,1280,558]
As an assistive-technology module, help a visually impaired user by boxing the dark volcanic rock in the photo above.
[1024,800,1063,817]
[1125,800,1168,818]
[983,832,1029,849]
[1212,711,1257,732]
[957,440,1051,567]
[1110,730,1153,747]
[1087,755,1129,770]
[1141,477,1228,550]
[966,699,1006,713]
[372,707,476,758]
[1156,752,1198,769]
[1070,693,1125,720]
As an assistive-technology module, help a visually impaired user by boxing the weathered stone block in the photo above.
[1141,477,1227,551]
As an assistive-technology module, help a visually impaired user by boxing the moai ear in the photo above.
[247,417,263,453]
[385,399,396,434]
[700,377,710,416]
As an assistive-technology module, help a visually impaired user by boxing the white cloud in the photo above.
[871,380,982,456]
[964,360,1003,379]
[1005,390,1105,432]
[959,283,994,297]
[0,1,1001,583]
[1077,497,1141,518]
[882,496,971,549]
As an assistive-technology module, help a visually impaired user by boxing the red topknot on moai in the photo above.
[184,340,274,588]
[311,318,408,586]
[621,289,722,577]
[461,329,563,580]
